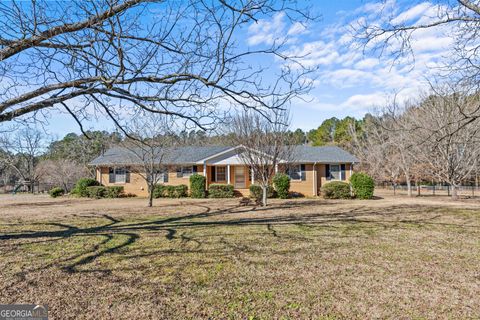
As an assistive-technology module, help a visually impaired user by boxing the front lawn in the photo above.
[0,195,479,319]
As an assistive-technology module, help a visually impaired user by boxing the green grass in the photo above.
[0,200,479,319]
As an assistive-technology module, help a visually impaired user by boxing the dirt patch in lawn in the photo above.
[0,192,479,319]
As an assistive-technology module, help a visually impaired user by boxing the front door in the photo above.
[234,166,246,189]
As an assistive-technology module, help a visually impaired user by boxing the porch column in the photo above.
[203,161,207,188]
[313,163,317,196]
[227,164,231,184]
[275,164,278,174]
[251,167,255,184]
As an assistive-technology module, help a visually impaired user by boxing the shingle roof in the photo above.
[89,145,358,166]
[290,145,359,163]
[89,146,231,166]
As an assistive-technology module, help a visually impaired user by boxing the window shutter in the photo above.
[341,164,346,181]
[192,166,198,173]
[301,164,306,181]
[211,166,216,182]
[248,166,252,181]
[163,169,169,183]
[125,167,130,183]
[326,164,331,181]
[176,167,183,178]
[109,167,115,183]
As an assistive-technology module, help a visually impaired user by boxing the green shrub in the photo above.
[48,187,64,198]
[273,173,290,199]
[249,184,276,200]
[105,186,124,198]
[121,192,137,198]
[153,184,166,198]
[86,186,107,199]
[321,181,351,199]
[153,184,188,198]
[172,185,188,198]
[208,184,235,198]
[72,178,99,197]
[190,174,206,198]
[350,172,375,199]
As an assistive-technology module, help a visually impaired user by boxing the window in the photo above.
[109,167,128,183]
[288,164,302,181]
[114,167,126,183]
[182,166,193,177]
[216,166,226,181]
[330,164,340,180]
[155,169,168,182]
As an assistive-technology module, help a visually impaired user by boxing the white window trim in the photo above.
[288,164,302,181]
[216,166,227,182]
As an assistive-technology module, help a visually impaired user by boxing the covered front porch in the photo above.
[202,164,252,195]
[199,148,255,196]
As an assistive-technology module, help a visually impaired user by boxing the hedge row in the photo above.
[153,184,188,198]
[249,184,276,200]
[208,184,235,198]
[320,172,375,199]
[66,171,375,201]
[85,186,125,199]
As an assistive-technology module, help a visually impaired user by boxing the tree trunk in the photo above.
[262,185,268,207]
[148,184,154,207]
[451,185,459,200]
[406,179,412,197]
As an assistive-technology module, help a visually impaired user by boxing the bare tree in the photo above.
[411,89,480,199]
[353,0,480,124]
[122,113,178,207]
[230,109,293,206]
[0,127,46,192]
[354,1,479,71]
[350,114,401,185]
[0,153,17,192]
[379,101,424,197]
[36,159,88,192]
[0,0,313,133]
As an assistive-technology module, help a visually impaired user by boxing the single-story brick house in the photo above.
[89,145,358,197]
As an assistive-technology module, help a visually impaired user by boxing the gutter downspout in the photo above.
[203,161,207,189]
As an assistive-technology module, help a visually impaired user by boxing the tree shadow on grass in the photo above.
[0,202,478,277]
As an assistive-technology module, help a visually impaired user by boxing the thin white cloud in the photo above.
[341,93,387,109]
[247,12,308,46]
[247,12,286,46]
[244,1,459,127]
[391,2,432,25]
[287,22,307,36]
[354,58,379,69]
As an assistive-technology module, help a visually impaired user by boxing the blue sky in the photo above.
[40,0,451,137]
